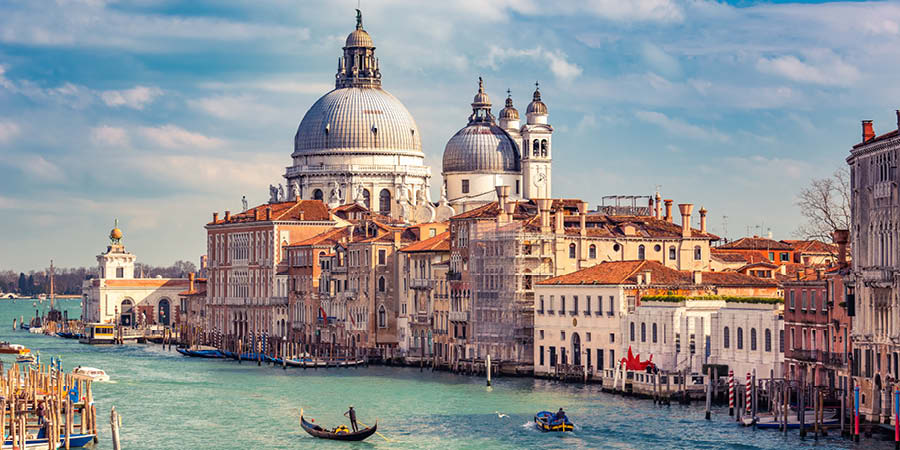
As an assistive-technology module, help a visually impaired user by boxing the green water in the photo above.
[0,299,891,449]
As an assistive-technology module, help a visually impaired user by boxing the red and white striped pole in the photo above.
[728,370,734,416]
[745,372,752,415]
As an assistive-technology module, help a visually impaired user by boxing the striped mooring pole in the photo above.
[745,372,752,415]
[728,370,735,416]
[894,389,899,450]
[854,385,860,442]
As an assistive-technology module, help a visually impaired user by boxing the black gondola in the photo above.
[299,409,377,442]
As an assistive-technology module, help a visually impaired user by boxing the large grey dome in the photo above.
[442,124,520,173]
[293,87,423,156]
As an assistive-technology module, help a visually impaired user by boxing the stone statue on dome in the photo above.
[242,195,248,212]
[278,184,285,202]
[354,185,366,206]
[415,188,425,206]
[328,181,343,208]
[290,182,300,201]
[269,185,278,204]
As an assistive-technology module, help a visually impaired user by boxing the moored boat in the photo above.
[0,342,29,354]
[176,348,226,359]
[15,353,36,365]
[748,409,839,429]
[299,409,376,441]
[72,366,110,382]
[534,411,574,432]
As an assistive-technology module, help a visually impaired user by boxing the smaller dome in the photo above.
[345,29,373,48]
[526,84,547,115]
[499,93,519,120]
[472,77,491,108]
[442,124,520,173]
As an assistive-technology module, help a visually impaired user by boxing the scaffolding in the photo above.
[469,220,555,366]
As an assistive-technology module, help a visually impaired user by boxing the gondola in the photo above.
[534,411,574,432]
[176,348,225,359]
[299,410,377,441]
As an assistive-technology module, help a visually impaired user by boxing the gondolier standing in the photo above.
[344,406,358,432]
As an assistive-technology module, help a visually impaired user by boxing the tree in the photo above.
[26,274,34,296]
[17,273,26,294]
[795,167,851,242]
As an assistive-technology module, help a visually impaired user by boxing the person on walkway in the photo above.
[344,406,358,432]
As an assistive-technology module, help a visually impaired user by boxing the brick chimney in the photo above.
[213,212,218,222]
[265,207,272,221]
[699,207,707,234]
[833,229,849,267]
[224,210,231,221]
[664,200,673,223]
[678,204,694,237]
[862,120,875,143]
[189,272,195,292]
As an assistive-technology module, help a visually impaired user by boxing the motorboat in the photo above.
[72,366,110,382]
[0,342,29,354]
[534,411,574,432]
[15,353,36,365]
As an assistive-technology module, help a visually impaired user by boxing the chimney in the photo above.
[504,201,515,216]
[393,230,401,248]
[833,229,849,267]
[265,207,272,221]
[692,270,702,285]
[224,210,231,221]
[699,207,708,234]
[189,272,195,292]
[664,200,673,223]
[678,204,694,237]
[816,268,824,280]
[213,212,218,222]
[536,198,552,233]
[554,211,564,234]
[655,192,662,220]
[496,185,510,223]
[862,120,875,143]
[643,270,652,285]
[579,201,588,236]
[299,210,305,221]
[780,264,787,276]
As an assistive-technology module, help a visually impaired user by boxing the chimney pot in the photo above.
[832,229,849,266]
[862,120,875,143]
[213,212,219,222]
[699,207,708,234]
[644,270,652,285]
[678,203,694,237]
[224,210,231,221]
[189,272,195,292]
[265,207,272,221]
[655,192,662,220]
[664,200,673,223]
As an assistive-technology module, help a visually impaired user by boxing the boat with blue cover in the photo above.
[534,411,574,432]
[176,348,226,359]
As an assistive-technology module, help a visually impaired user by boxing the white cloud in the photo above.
[549,0,684,22]
[139,125,223,150]
[756,51,861,86]
[7,155,65,181]
[723,155,811,180]
[101,86,162,110]
[635,110,730,143]
[90,125,130,148]
[640,43,682,78]
[0,121,20,143]
[485,46,583,81]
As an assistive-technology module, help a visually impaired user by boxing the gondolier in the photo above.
[345,406,358,432]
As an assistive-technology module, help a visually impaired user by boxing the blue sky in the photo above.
[1,0,898,271]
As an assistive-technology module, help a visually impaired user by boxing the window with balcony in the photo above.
[572,296,579,316]
[538,295,545,314]
[559,296,566,315]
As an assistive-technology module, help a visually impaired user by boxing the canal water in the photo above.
[0,299,892,449]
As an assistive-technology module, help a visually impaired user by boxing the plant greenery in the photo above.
[641,295,783,305]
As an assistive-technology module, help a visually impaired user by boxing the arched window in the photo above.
[378,305,386,328]
[737,327,744,350]
[313,189,323,201]
[589,244,596,259]
[669,246,676,260]
[378,276,386,293]
[638,245,646,260]
[694,246,702,260]
[765,329,772,352]
[362,189,371,209]
[630,322,635,341]
[652,323,658,343]
[641,322,646,342]
[723,327,730,348]
[379,189,391,215]
[751,328,758,351]
[540,139,547,157]
[533,139,540,157]
[569,243,576,259]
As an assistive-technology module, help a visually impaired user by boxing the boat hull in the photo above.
[534,411,574,432]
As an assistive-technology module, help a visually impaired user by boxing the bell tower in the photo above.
[521,82,552,200]
[97,219,136,279]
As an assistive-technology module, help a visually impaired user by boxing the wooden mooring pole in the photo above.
[110,406,122,450]
[705,367,712,420]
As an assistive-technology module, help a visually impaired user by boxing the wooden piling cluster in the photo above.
[0,363,97,449]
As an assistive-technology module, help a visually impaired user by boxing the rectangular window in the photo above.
[461,179,469,194]
[597,349,604,370]
[609,350,615,369]
[539,329,544,340]
[780,252,789,262]
[539,295,545,314]
[810,291,817,311]
[516,180,520,194]
[780,330,785,353]
[769,252,775,261]
[572,296,579,315]
[560,331,566,341]
[560,296,566,314]
[801,291,807,310]
[609,333,615,343]
[539,346,545,366]
[586,332,591,342]
[116,267,124,278]
[549,346,556,367]
[608,296,614,315]
[586,295,591,314]
[789,290,795,309]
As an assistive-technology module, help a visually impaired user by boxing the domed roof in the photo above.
[442,125,520,173]
[293,87,422,155]
[526,84,547,115]
[345,29,373,48]
[499,93,519,121]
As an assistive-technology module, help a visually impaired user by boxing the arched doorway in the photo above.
[120,299,134,327]
[158,298,170,326]
[572,333,582,366]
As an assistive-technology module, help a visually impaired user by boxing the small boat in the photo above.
[749,409,840,429]
[534,411,574,432]
[299,409,377,441]
[176,348,225,359]
[15,353,36,365]
[2,436,59,449]
[0,342,29,354]
[72,366,110,382]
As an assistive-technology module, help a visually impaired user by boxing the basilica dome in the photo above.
[293,87,422,156]
[442,78,520,174]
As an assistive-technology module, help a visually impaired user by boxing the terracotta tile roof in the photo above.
[537,260,776,287]
[737,261,779,271]
[449,201,536,220]
[853,129,899,149]
[711,250,750,263]
[286,226,350,247]
[565,215,718,240]
[780,240,838,255]
[716,236,793,251]
[208,200,332,225]
[178,279,207,296]
[400,231,450,253]
[104,279,190,288]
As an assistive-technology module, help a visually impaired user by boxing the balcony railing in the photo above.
[790,349,822,363]
[285,164,431,178]
[449,311,469,322]
[410,278,433,290]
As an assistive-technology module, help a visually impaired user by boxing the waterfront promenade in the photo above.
[0,299,891,449]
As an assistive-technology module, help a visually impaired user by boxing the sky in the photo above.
[1,0,898,272]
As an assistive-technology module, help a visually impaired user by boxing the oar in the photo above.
[357,419,389,442]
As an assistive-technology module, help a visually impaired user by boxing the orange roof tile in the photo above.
[286,226,350,247]
[717,236,792,251]
[537,260,776,287]
[208,200,331,225]
[780,240,838,255]
[400,231,451,253]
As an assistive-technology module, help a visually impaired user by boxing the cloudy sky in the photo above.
[1,0,897,271]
